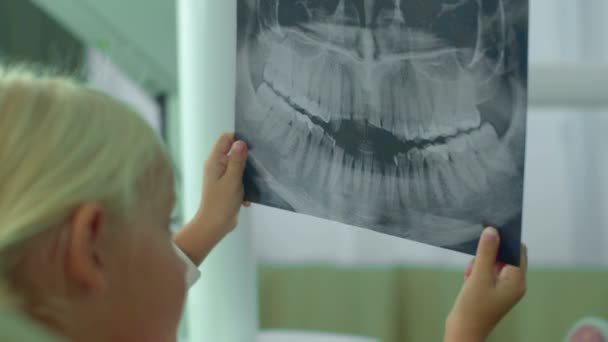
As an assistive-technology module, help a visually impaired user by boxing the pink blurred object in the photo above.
[566,317,608,342]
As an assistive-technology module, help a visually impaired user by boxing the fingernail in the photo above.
[482,227,499,241]
[232,141,246,154]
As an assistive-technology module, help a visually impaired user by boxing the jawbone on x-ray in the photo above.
[236,0,528,265]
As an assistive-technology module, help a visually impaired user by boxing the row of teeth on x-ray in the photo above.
[259,42,486,144]
[255,76,515,210]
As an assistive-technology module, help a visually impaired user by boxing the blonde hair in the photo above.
[0,65,169,308]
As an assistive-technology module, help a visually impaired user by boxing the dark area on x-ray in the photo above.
[235,0,529,265]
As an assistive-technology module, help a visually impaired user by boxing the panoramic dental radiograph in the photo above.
[236,0,529,264]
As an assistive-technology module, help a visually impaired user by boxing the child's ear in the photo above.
[65,202,107,294]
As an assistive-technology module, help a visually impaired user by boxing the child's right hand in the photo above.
[444,227,528,342]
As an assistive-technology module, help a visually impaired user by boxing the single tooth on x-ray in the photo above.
[352,157,364,194]
[389,169,401,200]
[394,153,409,206]
[342,152,355,191]
[254,84,274,122]
[424,151,447,209]
[236,0,529,265]
[328,147,345,189]
[369,160,383,200]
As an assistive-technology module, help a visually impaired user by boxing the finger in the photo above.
[464,258,474,280]
[497,265,526,300]
[205,133,235,179]
[225,141,248,180]
[498,245,527,286]
[471,227,501,280]
[211,133,235,158]
[520,244,528,275]
[243,201,251,207]
[495,262,507,276]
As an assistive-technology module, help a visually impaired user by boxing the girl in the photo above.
[0,66,526,341]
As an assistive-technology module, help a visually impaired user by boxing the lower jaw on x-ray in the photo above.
[236,0,528,264]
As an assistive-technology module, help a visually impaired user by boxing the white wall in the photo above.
[86,48,162,133]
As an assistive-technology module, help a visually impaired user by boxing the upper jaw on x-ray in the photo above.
[236,0,526,247]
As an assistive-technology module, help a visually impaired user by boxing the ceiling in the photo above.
[31,0,177,94]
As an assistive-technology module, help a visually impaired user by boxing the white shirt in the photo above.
[172,243,201,287]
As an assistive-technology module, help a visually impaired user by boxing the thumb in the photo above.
[225,141,248,179]
[471,227,501,280]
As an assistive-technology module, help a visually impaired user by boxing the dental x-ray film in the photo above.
[235,0,529,265]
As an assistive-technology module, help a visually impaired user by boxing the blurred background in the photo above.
[1,0,607,341]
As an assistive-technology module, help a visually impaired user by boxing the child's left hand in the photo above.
[173,133,250,266]
[195,132,250,235]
